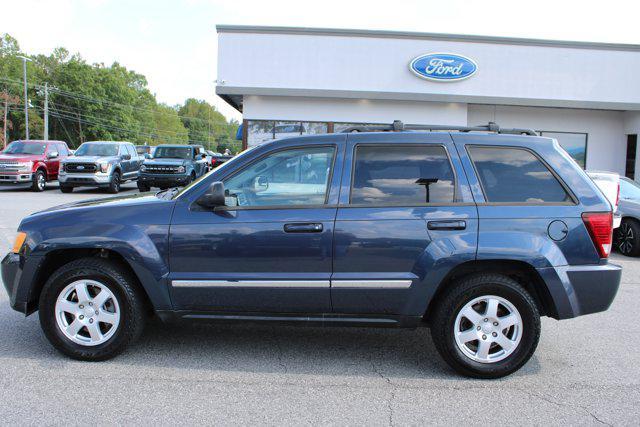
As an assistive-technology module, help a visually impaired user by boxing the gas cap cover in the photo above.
[548,220,569,241]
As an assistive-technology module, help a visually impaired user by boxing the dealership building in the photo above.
[216,25,640,178]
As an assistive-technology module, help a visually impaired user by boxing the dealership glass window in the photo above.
[540,132,587,169]
[468,146,571,203]
[247,120,275,147]
[301,122,329,135]
[350,145,455,205]
[223,146,335,207]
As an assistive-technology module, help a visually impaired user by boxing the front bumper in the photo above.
[0,172,33,184]
[58,172,111,187]
[537,262,621,319]
[139,173,190,187]
[2,252,40,314]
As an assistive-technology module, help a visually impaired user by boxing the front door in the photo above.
[168,139,344,313]
[331,132,478,316]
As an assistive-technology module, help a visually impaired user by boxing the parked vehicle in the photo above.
[0,140,70,191]
[59,141,142,193]
[137,144,208,191]
[613,176,640,256]
[587,171,621,228]
[135,145,155,158]
[2,121,621,378]
[210,151,233,168]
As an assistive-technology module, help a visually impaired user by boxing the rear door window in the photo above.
[467,146,571,203]
[350,145,455,205]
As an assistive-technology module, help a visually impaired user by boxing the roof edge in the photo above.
[215,25,640,52]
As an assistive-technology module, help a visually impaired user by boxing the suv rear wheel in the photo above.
[38,257,146,361]
[32,169,46,192]
[107,170,121,194]
[430,274,540,379]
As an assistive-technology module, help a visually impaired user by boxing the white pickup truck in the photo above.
[587,171,621,228]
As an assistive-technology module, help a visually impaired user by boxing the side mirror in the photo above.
[253,175,269,193]
[47,151,59,159]
[122,154,131,160]
[197,181,226,209]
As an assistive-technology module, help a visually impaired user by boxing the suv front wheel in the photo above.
[38,258,146,361]
[430,274,541,379]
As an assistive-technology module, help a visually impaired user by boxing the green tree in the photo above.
[178,98,240,152]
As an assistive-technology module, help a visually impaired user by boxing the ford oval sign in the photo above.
[409,53,477,82]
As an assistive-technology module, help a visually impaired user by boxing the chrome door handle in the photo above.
[427,220,466,230]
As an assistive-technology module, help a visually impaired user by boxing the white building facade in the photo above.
[216,25,640,178]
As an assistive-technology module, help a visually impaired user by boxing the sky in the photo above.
[4,0,640,122]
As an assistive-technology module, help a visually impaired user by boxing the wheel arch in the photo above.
[27,247,163,315]
[423,259,558,322]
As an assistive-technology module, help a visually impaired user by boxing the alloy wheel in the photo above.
[617,222,634,255]
[454,295,523,364]
[54,280,121,346]
[37,173,45,191]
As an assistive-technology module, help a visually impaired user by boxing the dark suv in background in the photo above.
[59,141,142,193]
[1,121,621,378]
[137,144,208,191]
[0,140,70,191]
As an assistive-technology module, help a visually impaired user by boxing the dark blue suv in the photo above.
[1,122,621,378]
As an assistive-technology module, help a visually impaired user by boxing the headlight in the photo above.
[177,166,185,173]
[11,232,27,254]
[140,165,147,172]
[18,161,33,172]
[99,163,110,173]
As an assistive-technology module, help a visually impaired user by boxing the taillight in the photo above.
[582,212,613,258]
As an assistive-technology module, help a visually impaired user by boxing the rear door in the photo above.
[331,132,478,316]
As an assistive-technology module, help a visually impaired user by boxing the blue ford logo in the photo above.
[409,53,477,81]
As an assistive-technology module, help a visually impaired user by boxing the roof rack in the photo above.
[340,120,538,136]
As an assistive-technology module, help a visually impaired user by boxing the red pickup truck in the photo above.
[0,140,71,191]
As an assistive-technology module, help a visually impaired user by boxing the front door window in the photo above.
[223,146,335,207]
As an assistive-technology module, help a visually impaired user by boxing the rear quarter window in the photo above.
[468,146,572,204]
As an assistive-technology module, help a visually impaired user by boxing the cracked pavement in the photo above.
[0,183,639,425]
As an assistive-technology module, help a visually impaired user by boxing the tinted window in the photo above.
[154,146,192,160]
[224,146,335,207]
[468,146,571,203]
[126,144,137,158]
[351,145,455,205]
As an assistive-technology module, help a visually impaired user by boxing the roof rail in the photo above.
[340,120,538,136]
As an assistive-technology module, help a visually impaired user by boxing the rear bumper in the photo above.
[0,172,33,184]
[537,262,621,319]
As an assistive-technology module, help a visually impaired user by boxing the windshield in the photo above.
[75,142,119,157]
[154,146,192,160]
[3,141,46,155]
[620,177,640,201]
[172,145,256,200]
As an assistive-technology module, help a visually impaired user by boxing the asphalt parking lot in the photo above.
[0,182,639,425]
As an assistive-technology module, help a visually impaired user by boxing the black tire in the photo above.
[31,169,46,192]
[615,219,640,257]
[107,170,121,194]
[38,257,146,361]
[430,274,541,379]
[59,185,73,193]
[137,181,150,192]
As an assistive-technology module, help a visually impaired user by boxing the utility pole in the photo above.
[17,55,32,139]
[0,92,19,148]
[43,82,48,140]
